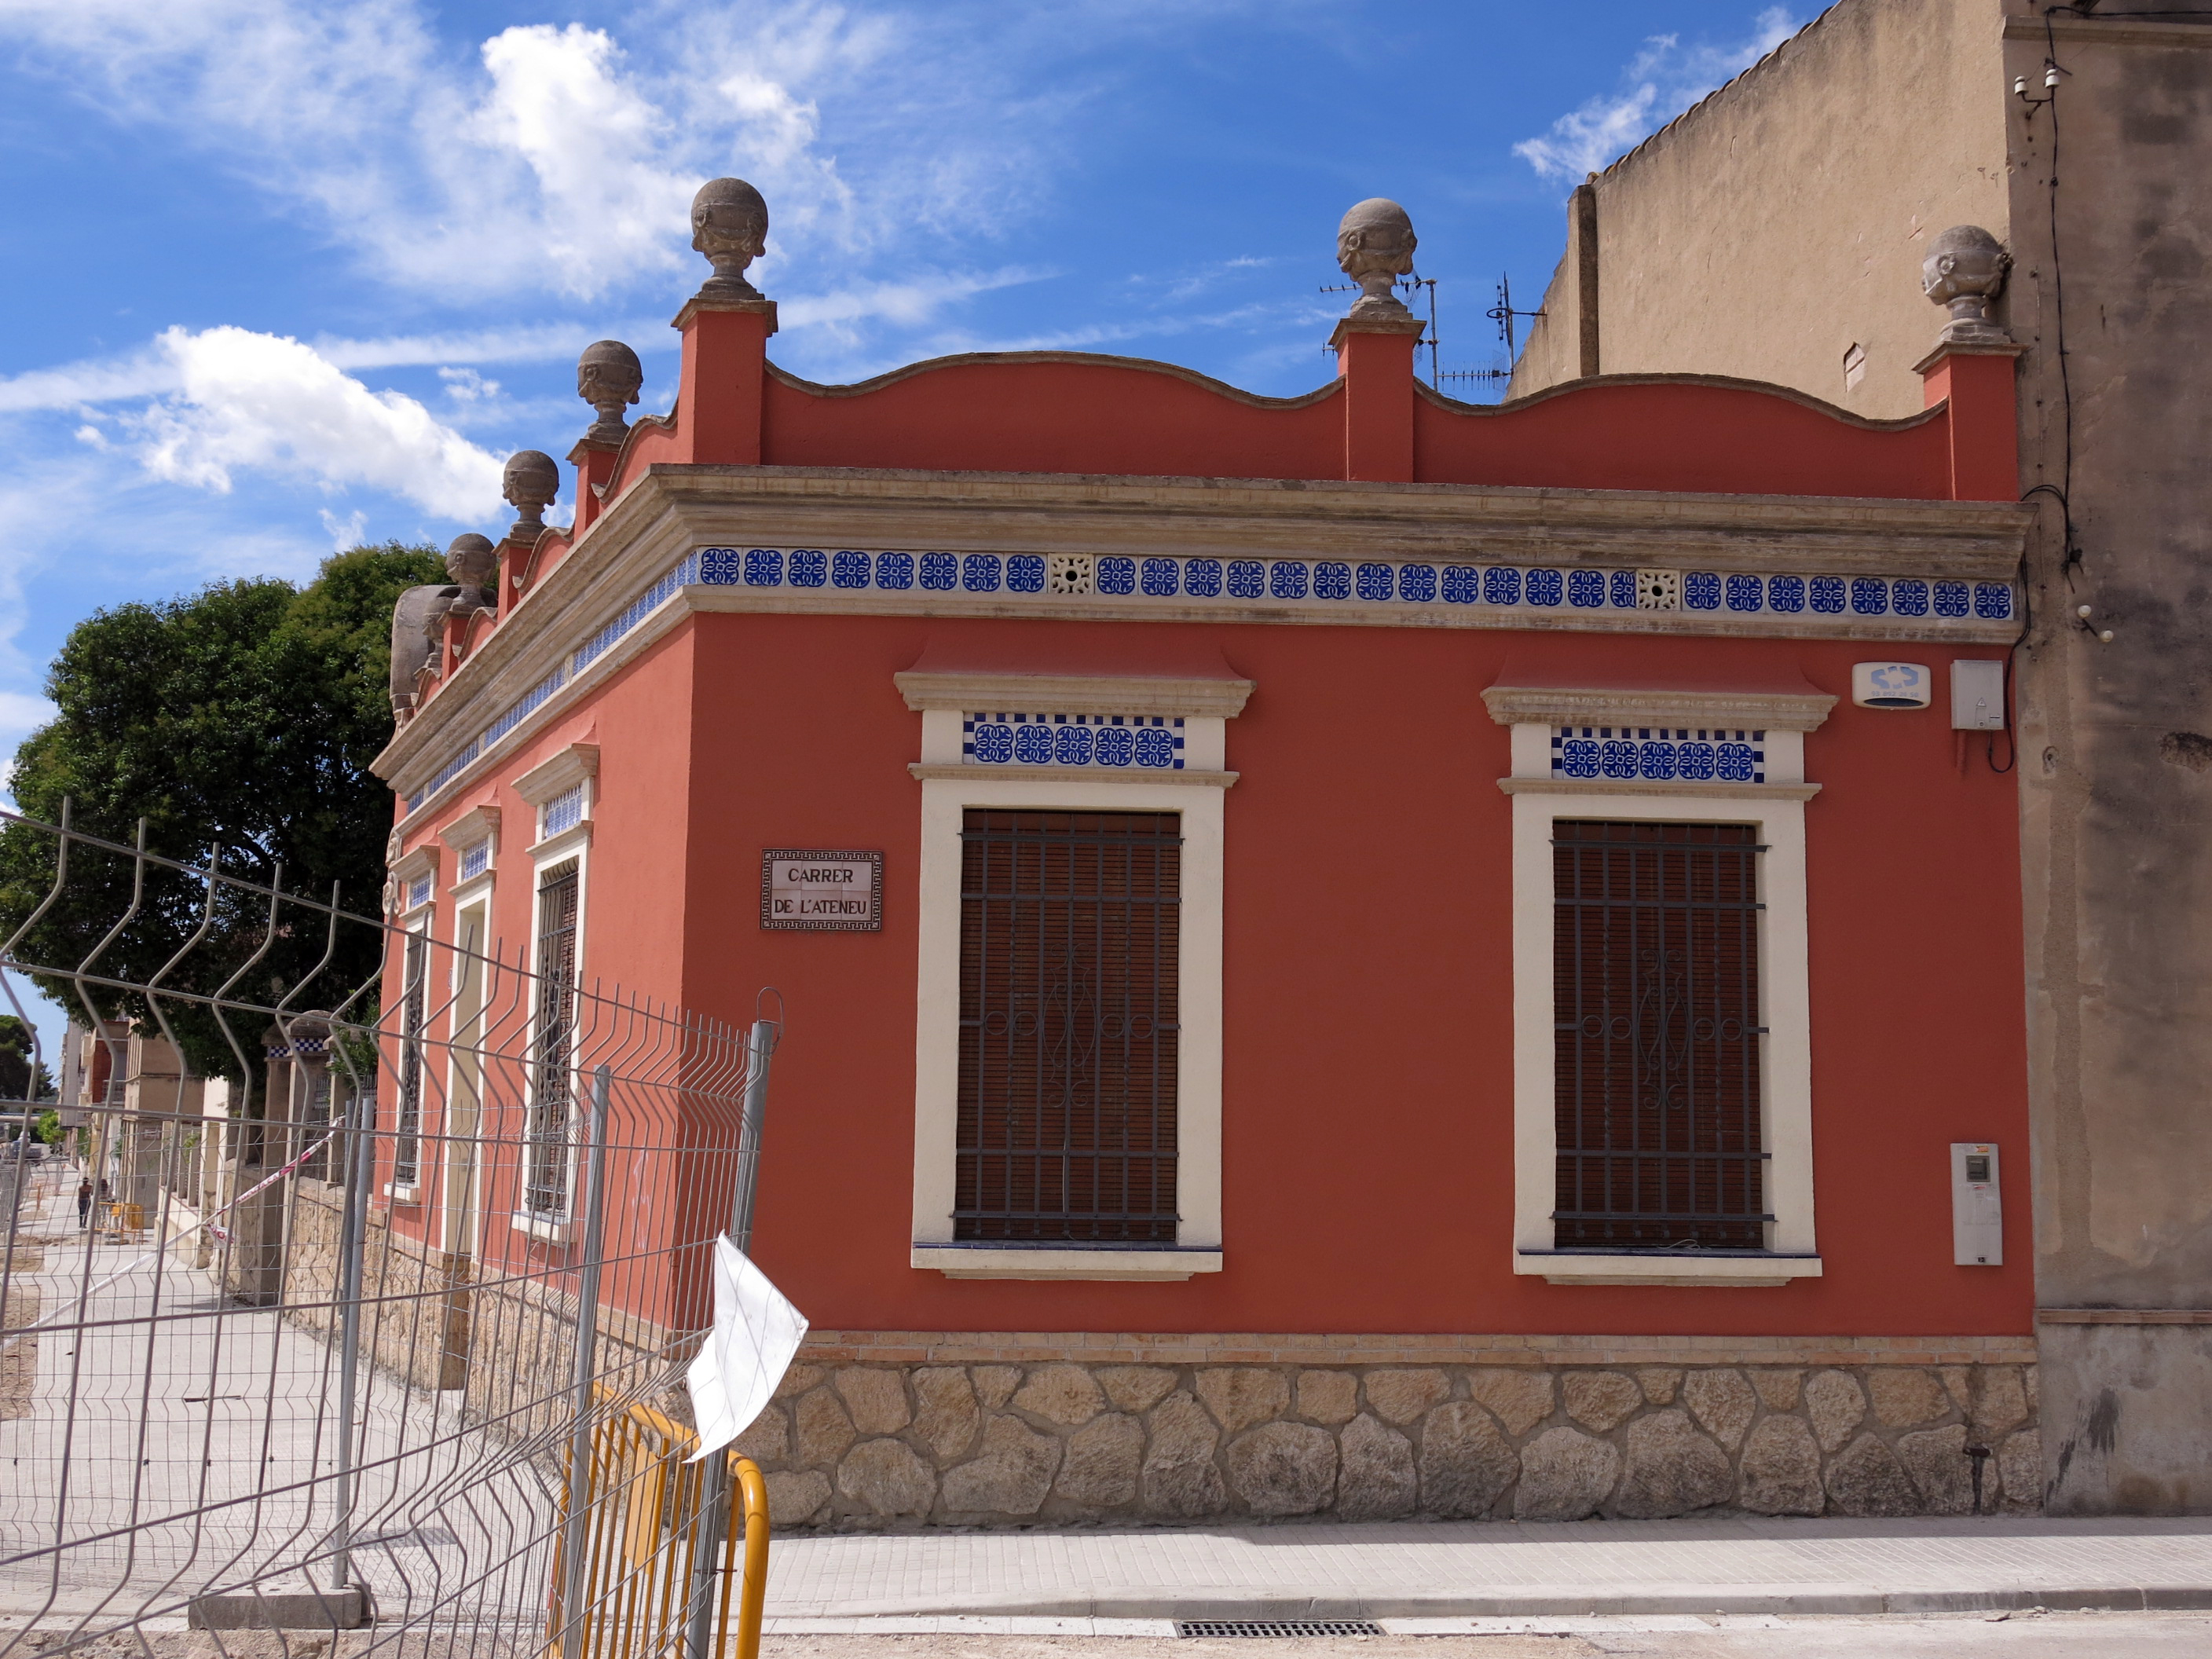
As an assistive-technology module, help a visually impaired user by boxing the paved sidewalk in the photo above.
[758,1515,2212,1621]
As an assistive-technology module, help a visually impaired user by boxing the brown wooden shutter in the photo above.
[956,809,1181,1243]
[1552,821,1767,1250]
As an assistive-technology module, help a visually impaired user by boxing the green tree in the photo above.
[0,542,446,1081]
[0,1013,53,1100]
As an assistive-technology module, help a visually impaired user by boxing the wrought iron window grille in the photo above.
[1551,821,1770,1251]
[954,809,1181,1244]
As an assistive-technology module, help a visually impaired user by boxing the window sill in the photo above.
[1517,1249,1822,1287]
[528,822,592,861]
[384,1184,420,1206]
[911,1244,1223,1281]
[511,1211,573,1244]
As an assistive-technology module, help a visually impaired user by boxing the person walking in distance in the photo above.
[77,1177,93,1228]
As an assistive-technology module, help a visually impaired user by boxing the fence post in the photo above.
[327,1077,372,1590]
[556,1064,614,1659]
[683,1018,778,1659]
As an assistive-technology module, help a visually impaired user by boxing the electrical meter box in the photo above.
[1952,1142,2002,1265]
[1951,660,2007,731]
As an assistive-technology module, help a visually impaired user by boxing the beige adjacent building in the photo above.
[1511,0,2212,1514]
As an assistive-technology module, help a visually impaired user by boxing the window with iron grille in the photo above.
[956,809,1181,1243]
[526,858,580,1216]
[1552,821,1768,1250]
[394,930,427,1187]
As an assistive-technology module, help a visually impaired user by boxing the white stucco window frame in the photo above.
[1485,683,1836,1288]
[897,668,1252,1281]
[385,910,434,1207]
[509,754,596,1246]
[441,804,501,899]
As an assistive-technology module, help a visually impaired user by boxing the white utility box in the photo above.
[1951,660,2007,731]
[1852,661,1932,709]
[1952,1142,2003,1265]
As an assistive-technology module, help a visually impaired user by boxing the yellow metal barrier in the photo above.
[716,1459,770,1659]
[551,1393,771,1659]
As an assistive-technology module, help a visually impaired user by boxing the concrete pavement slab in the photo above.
[756,1515,2212,1620]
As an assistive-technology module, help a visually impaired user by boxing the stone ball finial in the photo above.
[690,178,769,299]
[1922,225,2012,346]
[577,340,643,444]
[445,533,497,597]
[1337,198,1418,317]
[502,450,560,538]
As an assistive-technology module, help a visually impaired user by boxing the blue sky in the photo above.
[0,0,1805,779]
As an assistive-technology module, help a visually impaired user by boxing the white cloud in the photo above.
[119,327,504,522]
[1514,8,1800,181]
[0,0,1048,306]
[0,690,57,745]
[318,508,370,551]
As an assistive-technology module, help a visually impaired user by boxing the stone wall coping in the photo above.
[792,1329,2038,1366]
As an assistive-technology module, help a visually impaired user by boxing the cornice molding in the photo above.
[895,670,1254,718]
[633,466,2032,574]
[1482,684,1837,731]
[390,844,438,881]
[438,805,501,849]
[512,744,599,806]
[1496,778,1822,801]
[908,763,1238,789]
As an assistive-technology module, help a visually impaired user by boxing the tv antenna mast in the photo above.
[1439,273,1545,393]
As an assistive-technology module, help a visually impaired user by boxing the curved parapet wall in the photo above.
[584,350,1967,511]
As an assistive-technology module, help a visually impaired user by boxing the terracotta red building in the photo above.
[372,184,2037,1524]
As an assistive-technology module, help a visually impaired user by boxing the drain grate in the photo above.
[1175,1622,1385,1639]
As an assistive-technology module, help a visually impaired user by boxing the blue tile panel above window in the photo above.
[541,784,587,837]
[962,713,1185,771]
[1551,727,1768,786]
[459,840,491,881]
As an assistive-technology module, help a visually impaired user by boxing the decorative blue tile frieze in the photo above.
[683,546,2011,628]
[1551,727,1767,786]
[402,540,2012,817]
[962,713,1186,770]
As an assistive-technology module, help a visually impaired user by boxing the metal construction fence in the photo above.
[0,807,780,1659]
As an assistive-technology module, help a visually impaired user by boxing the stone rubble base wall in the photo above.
[285,1184,471,1393]
[740,1332,2042,1528]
